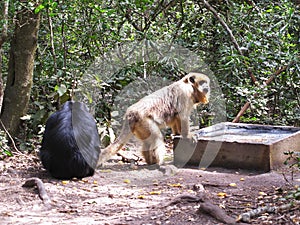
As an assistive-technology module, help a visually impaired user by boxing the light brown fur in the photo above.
[98,73,210,166]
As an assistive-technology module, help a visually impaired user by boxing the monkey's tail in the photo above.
[97,119,133,166]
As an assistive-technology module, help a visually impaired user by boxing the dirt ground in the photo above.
[0,147,299,225]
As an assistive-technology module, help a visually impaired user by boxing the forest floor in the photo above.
[0,144,300,225]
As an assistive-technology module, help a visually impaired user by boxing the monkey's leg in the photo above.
[142,139,166,165]
[141,142,153,165]
[136,118,166,165]
[170,115,181,135]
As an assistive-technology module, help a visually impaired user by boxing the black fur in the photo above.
[40,101,100,179]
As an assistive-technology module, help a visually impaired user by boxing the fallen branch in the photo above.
[237,200,300,223]
[117,152,143,164]
[22,177,51,206]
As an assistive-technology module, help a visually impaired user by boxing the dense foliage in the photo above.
[0,0,299,135]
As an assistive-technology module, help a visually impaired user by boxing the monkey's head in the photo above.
[184,73,210,105]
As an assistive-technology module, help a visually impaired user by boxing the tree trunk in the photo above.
[0,7,40,137]
[0,0,10,113]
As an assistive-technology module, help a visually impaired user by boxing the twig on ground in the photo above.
[117,152,143,164]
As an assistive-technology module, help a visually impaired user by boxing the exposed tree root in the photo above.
[162,193,247,224]
[197,200,237,225]
[22,177,51,207]
[162,193,204,207]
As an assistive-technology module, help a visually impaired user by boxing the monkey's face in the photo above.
[184,73,210,105]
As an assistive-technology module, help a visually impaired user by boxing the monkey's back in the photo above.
[125,80,194,126]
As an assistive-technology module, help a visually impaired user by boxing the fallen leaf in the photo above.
[123,179,131,184]
[168,183,182,188]
[229,183,237,187]
[219,203,226,209]
[100,169,112,173]
[61,180,69,185]
[149,191,161,195]
[82,188,91,192]
[152,180,159,186]
[217,192,227,198]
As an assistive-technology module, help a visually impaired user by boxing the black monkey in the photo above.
[40,101,101,179]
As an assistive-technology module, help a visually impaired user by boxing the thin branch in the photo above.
[123,8,142,32]
[202,0,256,84]
[202,0,241,55]
[264,63,291,86]
[61,1,67,76]
[0,119,33,159]
[0,119,22,155]
[47,8,57,75]
[232,64,291,122]
[122,0,176,33]
[232,102,251,123]
[144,0,177,32]
[171,0,184,43]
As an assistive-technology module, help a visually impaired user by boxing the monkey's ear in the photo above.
[183,75,195,83]
[189,75,195,84]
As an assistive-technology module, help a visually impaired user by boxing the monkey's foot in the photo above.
[158,165,178,176]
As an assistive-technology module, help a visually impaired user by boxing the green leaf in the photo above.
[34,4,45,14]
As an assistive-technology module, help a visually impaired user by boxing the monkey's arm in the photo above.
[179,116,191,138]
[97,143,122,166]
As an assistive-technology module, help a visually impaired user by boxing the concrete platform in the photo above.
[173,122,300,172]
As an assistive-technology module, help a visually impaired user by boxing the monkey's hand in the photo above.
[180,133,198,144]
[96,148,112,168]
[191,134,198,144]
[159,165,178,176]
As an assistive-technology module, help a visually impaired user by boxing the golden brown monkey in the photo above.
[98,72,210,166]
